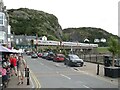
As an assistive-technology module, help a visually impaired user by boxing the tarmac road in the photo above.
[25,55,119,89]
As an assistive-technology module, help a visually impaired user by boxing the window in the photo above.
[16,39,19,44]
[0,20,3,24]
[0,14,3,19]
[0,13,4,26]
[20,38,22,42]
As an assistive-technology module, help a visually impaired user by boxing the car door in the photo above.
[64,55,69,65]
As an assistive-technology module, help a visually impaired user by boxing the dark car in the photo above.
[114,58,120,67]
[64,54,84,67]
[26,51,33,56]
[46,52,55,60]
[53,54,65,62]
[31,53,38,58]
[42,52,49,59]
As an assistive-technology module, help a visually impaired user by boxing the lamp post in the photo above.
[35,34,38,52]
[80,49,83,59]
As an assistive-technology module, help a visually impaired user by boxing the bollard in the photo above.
[97,63,99,75]
[25,68,27,77]
[26,68,30,85]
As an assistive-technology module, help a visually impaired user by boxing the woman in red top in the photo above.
[10,54,17,76]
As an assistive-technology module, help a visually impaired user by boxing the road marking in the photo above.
[27,65,37,88]
[30,69,41,89]
[83,85,94,90]
[71,67,118,86]
[30,70,38,88]
[55,63,60,67]
[56,71,59,74]
[32,70,41,89]
[40,63,44,65]
[83,85,90,88]
[45,65,52,70]
[60,74,71,80]
[73,67,79,71]
[30,75,35,88]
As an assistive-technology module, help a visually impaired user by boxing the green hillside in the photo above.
[63,27,119,47]
[8,8,63,41]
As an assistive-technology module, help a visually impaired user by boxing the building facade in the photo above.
[0,0,11,48]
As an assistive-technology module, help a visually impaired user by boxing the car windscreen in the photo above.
[49,54,54,56]
[57,55,64,58]
[44,53,48,56]
[70,55,79,59]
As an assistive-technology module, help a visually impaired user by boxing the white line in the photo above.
[45,66,52,70]
[56,71,59,74]
[60,74,71,80]
[30,75,35,88]
[83,85,90,88]
[55,63,60,67]
[40,63,44,65]
[75,69,118,86]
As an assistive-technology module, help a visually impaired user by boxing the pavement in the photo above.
[73,62,119,85]
[4,70,37,89]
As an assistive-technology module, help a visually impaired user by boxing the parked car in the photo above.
[53,54,65,62]
[37,53,43,57]
[114,58,120,67]
[26,51,33,56]
[64,54,84,67]
[46,52,55,60]
[31,53,38,58]
[42,52,49,59]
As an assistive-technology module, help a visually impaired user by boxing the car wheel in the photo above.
[80,63,83,67]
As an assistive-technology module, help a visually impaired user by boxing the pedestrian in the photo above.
[10,54,17,76]
[17,55,26,85]
[0,63,8,88]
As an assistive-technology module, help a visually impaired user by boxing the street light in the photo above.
[35,34,38,52]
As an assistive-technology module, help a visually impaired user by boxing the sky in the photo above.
[3,0,119,36]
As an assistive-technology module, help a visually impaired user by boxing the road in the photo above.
[24,55,118,89]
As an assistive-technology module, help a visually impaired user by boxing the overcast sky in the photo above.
[3,0,119,36]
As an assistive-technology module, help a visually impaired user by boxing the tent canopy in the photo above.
[0,45,23,53]
[0,45,13,53]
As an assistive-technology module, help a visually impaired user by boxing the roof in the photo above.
[56,54,65,56]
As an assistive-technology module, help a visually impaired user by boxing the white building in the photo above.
[39,36,47,41]
[100,38,106,43]
[0,12,8,45]
[0,0,11,48]
[94,39,100,43]
[84,38,89,43]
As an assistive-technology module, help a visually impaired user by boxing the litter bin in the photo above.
[104,67,120,78]
[104,56,112,67]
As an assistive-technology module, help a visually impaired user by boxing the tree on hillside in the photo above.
[108,37,120,67]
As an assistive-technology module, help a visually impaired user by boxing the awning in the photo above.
[11,49,23,53]
[0,45,13,53]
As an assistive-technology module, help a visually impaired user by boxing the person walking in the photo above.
[17,55,26,85]
[0,63,8,88]
[10,54,17,76]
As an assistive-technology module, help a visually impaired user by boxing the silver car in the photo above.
[64,54,84,67]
